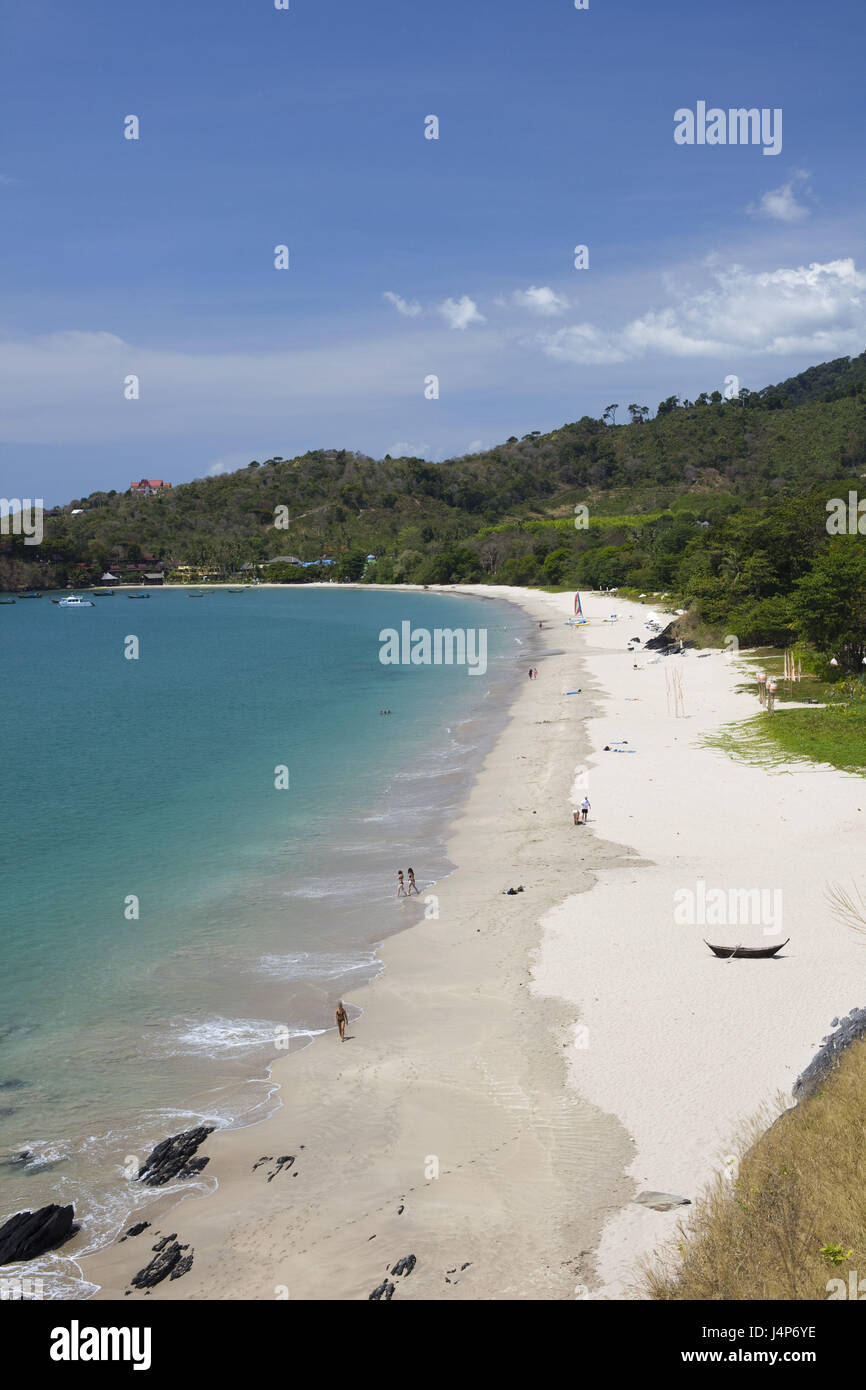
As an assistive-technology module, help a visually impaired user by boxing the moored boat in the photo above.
[127,592,150,599]
[58,595,95,607]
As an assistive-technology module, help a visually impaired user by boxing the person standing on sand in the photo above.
[407,867,419,895]
[397,870,406,897]
[581,797,590,823]
[335,1000,348,1042]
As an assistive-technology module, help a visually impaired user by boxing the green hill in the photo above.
[5,351,866,670]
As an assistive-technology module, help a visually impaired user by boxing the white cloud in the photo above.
[383,290,422,318]
[511,285,569,316]
[438,295,485,330]
[388,441,430,458]
[747,170,811,222]
[207,451,256,476]
[466,439,484,452]
[536,258,866,364]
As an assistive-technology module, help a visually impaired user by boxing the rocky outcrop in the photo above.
[794,1007,866,1100]
[137,1126,214,1186]
[391,1254,416,1277]
[369,1279,395,1300]
[0,1203,78,1264]
[130,1239,193,1289]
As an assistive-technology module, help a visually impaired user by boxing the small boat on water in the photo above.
[127,592,150,599]
[58,595,95,608]
[189,591,206,597]
[705,939,789,959]
[17,591,41,599]
[91,588,115,597]
[0,598,16,605]
[226,587,248,593]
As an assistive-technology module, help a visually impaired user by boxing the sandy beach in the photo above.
[76,586,866,1301]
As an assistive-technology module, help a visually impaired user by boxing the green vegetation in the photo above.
[642,1035,866,1300]
[5,349,866,676]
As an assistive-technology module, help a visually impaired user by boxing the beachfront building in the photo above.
[143,572,164,585]
[99,571,119,586]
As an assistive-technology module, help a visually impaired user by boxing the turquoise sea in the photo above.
[0,587,533,1294]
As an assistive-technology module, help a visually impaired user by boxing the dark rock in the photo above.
[151,1234,177,1252]
[794,1006,866,1101]
[119,1221,150,1243]
[131,1240,189,1289]
[138,1126,214,1186]
[645,622,679,651]
[460,1262,471,1270]
[0,1204,78,1265]
[0,1079,29,1091]
[170,1253,194,1280]
[397,1205,404,1215]
[267,1155,294,1182]
[391,1254,416,1277]
[368,1279,395,1301]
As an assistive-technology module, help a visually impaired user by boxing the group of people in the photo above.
[397,868,419,897]
[527,667,539,680]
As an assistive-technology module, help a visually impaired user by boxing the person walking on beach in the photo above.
[528,668,533,680]
[581,797,590,823]
[397,870,406,897]
[407,868,419,895]
[335,1000,348,1042]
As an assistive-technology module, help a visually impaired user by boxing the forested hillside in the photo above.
[5,352,866,669]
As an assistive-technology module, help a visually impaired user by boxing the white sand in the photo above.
[528,588,866,1297]
[77,584,865,1300]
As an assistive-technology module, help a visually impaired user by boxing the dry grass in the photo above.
[640,1036,866,1300]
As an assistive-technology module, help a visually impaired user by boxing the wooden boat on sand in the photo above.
[705,939,789,959]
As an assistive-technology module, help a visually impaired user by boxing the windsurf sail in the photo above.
[574,592,582,617]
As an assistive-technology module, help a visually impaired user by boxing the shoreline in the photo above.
[75,583,866,1300]
[78,586,636,1300]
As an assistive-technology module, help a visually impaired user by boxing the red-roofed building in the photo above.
[130,479,171,496]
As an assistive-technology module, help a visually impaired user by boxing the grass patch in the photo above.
[641,1035,866,1300]
[706,706,866,776]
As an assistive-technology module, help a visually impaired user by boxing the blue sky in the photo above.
[2,0,865,504]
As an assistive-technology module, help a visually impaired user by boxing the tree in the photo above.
[602,404,619,426]
[337,547,367,582]
[627,404,649,425]
[794,538,866,670]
